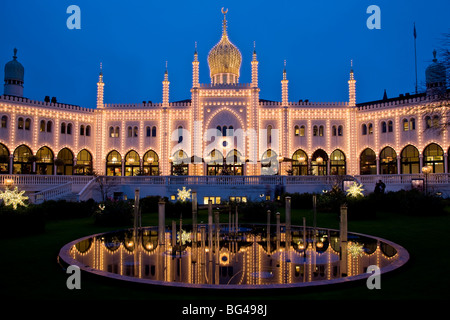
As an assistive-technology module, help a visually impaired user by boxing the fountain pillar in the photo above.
[208,200,213,262]
[192,191,197,241]
[158,200,165,245]
[133,188,140,278]
[313,194,317,241]
[285,196,291,248]
[214,211,220,284]
[276,212,281,250]
[172,220,176,247]
[340,205,348,277]
[267,210,271,255]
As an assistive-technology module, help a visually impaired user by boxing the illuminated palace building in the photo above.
[1,11,449,202]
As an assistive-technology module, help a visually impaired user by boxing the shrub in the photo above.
[282,192,314,210]
[0,203,46,237]
[236,200,278,223]
[40,199,97,220]
[93,199,134,227]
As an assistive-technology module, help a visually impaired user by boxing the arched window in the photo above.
[115,126,120,137]
[106,150,122,176]
[330,149,346,175]
[86,125,91,136]
[319,125,324,137]
[61,122,66,134]
[313,125,318,136]
[225,149,243,175]
[0,143,10,173]
[292,149,308,176]
[56,148,74,175]
[178,126,183,143]
[216,126,222,136]
[109,126,114,137]
[127,126,132,137]
[403,119,409,131]
[388,120,393,132]
[409,118,416,131]
[362,124,367,135]
[80,125,85,136]
[311,149,328,176]
[67,123,72,135]
[46,121,52,133]
[425,116,432,129]
[400,145,419,174]
[1,115,7,128]
[300,125,305,137]
[432,115,440,128]
[423,143,444,173]
[294,125,300,136]
[143,150,159,176]
[338,125,343,136]
[332,125,337,136]
[171,150,189,175]
[261,149,278,175]
[40,120,46,132]
[206,149,224,176]
[228,125,234,136]
[133,126,138,137]
[380,147,397,174]
[125,150,140,176]
[75,149,93,175]
[368,123,373,135]
[13,145,33,174]
[360,148,376,175]
[146,126,151,137]
[222,126,227,137]
[18,117,24,130]
[381,121,387,133]
[267,125,272,144]
[25,118,31,130]
[36,146,54,175]
[151,126,156,137]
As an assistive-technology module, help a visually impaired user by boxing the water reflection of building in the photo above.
[69,227,399,287]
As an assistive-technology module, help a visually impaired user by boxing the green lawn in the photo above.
[2,206,449,301]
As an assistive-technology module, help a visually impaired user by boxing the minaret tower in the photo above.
[193,42,199,88]
[251,41,259,88]
[4,48,24,97]
[348,60,356,107]
[162,61,170,107]
[96,63,104,109]
[281,60,289,106]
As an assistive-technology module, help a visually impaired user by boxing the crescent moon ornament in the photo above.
[221,7,228,14]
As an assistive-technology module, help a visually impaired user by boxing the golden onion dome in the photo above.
[208,9,242,78]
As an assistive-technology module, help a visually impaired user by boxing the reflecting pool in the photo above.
[59,224,409,289]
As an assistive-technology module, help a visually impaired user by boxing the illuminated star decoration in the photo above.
[348,241,364,258]
[0,186,29,210]
[346,182,365,198]
[177,230,192,245]
[177,186,192,202]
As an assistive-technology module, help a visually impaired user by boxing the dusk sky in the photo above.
[1,0,449,108]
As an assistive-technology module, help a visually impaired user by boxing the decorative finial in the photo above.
[195,41,198,53]
[433,49,437,62]
[99,62,103,74]
[350,59,353,72]
[253,41,256,54]
[13,48,17,60]
[221,8,228,36]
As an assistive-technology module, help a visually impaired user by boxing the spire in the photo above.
[97,62,104,109]
[164,61,168,81]
[348,60,356,107]
[432,49,437,62]
[13,48,17,60]
[281,60,288,106]
[221,8,228,36]
[252,41,257,61]
[194,41,198,60]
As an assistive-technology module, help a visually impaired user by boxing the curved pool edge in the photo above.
[58,226,410,290]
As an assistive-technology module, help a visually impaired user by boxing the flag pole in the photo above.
[414,22,418,94]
